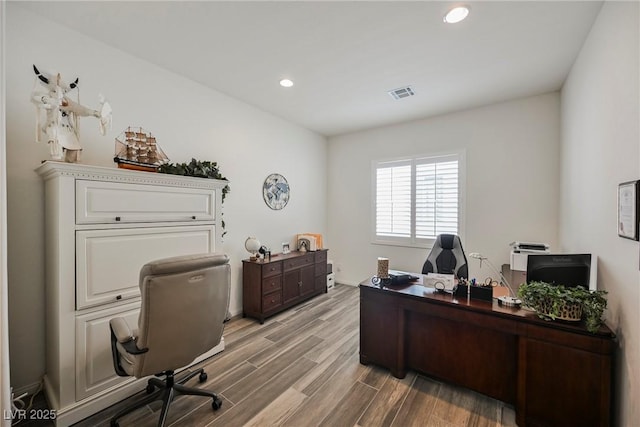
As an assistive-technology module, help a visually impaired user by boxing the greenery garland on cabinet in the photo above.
[158,158,230,236]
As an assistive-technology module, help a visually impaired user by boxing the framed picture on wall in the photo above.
[618,180,639,241]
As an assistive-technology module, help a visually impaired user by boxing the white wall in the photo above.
[328,93,561,286]
[560,2,639,426]
[0,2,13,423]
[5,5,327,392]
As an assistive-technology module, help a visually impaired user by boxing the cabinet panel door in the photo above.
[283,270,301,304]
[300,265,315,296]
[75,302,140,401]
[76,180,215,224]
[360,290,400,371]
[76,225,215,309]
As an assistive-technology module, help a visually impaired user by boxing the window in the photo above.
[373,152,464,246]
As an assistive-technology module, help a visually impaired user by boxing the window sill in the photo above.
[370,239,432,250]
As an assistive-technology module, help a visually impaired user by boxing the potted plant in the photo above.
[517,281,607,333]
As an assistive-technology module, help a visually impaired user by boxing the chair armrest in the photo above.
[110,318,148,356]
[110,317,134,343]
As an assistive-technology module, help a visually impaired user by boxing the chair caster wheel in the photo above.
[212,397,222,411]
[146,383,155,394]
[199,372,208,383]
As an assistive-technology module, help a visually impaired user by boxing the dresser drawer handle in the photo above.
[116,295,122,300]
[191,216,196,220]
[271,298,276,303]
[115,216,121,221]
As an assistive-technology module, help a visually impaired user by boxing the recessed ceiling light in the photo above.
[279,79,294,88]
[443,6,470,24]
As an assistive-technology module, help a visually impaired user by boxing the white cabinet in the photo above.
[75,303,140,401]
[75,180,215,224]
[76,226,215,309]
[36,162,228,426]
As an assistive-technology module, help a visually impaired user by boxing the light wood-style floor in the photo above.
[37,284,519,427]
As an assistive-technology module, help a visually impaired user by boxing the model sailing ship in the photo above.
[113,127,169,171]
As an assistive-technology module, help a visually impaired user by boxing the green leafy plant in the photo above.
[517,281,607,333]
[158,158,230,235]
[581,289,608,333]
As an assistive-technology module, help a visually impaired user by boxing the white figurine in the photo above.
[31,65,112,163]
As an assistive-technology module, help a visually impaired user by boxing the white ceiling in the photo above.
[16,1,603,137]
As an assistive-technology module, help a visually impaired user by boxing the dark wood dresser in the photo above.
[243,249,328,323]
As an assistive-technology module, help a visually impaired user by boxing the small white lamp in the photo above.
[468,252,521,307]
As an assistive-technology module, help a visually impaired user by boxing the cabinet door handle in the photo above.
[298,281,302,287]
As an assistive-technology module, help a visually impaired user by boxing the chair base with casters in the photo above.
[110,368,222,427]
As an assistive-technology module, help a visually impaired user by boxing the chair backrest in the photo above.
[422,234,468,279]
[134,253,230,377]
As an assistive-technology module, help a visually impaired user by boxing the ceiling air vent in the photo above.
[388,86,415,100]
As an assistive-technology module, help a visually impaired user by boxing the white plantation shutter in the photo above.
[376,162,411,237]
[416,158,458,238]
[374,153,462,245]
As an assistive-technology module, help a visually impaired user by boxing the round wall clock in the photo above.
[263,173,290,210]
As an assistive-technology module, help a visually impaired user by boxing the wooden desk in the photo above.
[359,275,615,427]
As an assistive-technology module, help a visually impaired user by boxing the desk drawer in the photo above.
[76,180,215,224]
[283,255,314,271]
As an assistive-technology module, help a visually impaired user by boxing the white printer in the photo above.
[509,241,550,271]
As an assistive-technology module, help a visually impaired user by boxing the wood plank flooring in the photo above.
[35,284,519,427]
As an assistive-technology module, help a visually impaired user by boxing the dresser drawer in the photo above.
[76,225,215,310]
[283,254,314,271]
[315,250,328,264]
[315,262,327,276]
[76,180,215,224]
[261,262,282,278]
[262,276,282,295]
[262,292,282,312]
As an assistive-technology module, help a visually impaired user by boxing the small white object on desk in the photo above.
[498,296,522,307]
[423,273,455,291]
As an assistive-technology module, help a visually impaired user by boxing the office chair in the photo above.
[109,253,231,427]
[422,234,469,279]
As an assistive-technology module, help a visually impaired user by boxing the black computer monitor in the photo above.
[526,254,596,290]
